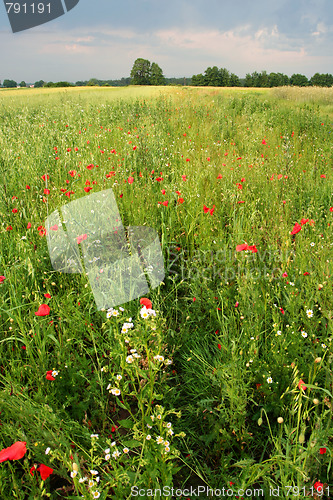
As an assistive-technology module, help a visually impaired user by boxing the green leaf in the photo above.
[118,419,134,429]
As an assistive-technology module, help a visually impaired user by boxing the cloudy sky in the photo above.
[1,0,332,83]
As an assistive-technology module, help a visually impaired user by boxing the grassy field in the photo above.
[0,85,332,499]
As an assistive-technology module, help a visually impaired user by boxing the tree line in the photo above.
[1,60,333,89]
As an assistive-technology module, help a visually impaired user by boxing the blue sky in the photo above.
[1,0,332,82]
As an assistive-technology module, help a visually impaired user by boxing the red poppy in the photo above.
[44,189,50,195]
[86,164,94,170]
[247,245,257,253]
[262,139,266,145]
[182,175,187,181]
[300,218,308,226]
[76,234,87,244]
[280,308,285,314]
[217,344,222,350]
[46,370,55,381]
[44,293,51,299]
[320,175,326,178]
[314,481,323,492]
[329,207,333,212]
[161,189,166,195]
[84,187,92,193]
[237,201,245,204]
[186,158,190,162]
[217,174,223,179]
[319,447,327,455]
[210,205,215,215]
[178,198,184,204]
[235,302,239,307]
[0,276,5,283]
[236,243,248,252]
[35,304,50,316]
[26,185,31,189]
[155,177,163,182]
[12,208,18,213]
[162,201,168,207]
[128,176,134,184]
[140,297,152,309]
[41,174,49,181]
[30,465,36,476]
[203,205,209,214]
[0,441,27,462]
[291,223,302,235]
[37,226,46,237]
[37,464,53,480]
[303,272,310,275]
[298,379,307,391]
[6,226,13,231]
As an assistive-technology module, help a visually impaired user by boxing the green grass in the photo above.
[0,86,332,499]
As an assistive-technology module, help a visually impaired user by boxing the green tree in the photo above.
[130,58,151,85]
[290,74,308,86]
[219,68,230,86]
[19,81,26,88]
[3,79,17,88]
[310,73,333,87]
[204,66,221,86]
[191,73,205,86]
[244,73,254,87]
[229,73,240,87]
[150,62,165,85]
[34,80,45,88]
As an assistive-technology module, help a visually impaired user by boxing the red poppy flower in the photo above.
[235,302,239,307]
[155,177,163,182]
[84,187,92,193]
[303,272,310,275]
[162,201,168,207]
[0,276,5,283]
[161,189,166,195]
[6,226,13,231]
[37,464,53,480]
[0,441,27,462]
[236,243,248,252]
[203,205,209,214]
[314,481,323,492]
[247,245,257,253]
[37,226,46,237]
[300,218,308,226]
[186,158,190,162]
[140,297,152,309]
[330,207,333,212]
[320,175,326,178]
[237,201,245,204]
[128,176,134,184]
[210,205,215,215]
[46,370,55,381]
[298,379,307,391]
[35,304,50,316]
[44,293,51,299]
[280,308,285,314]
[178,198,184,204]
[86,164,94,170]
[182,175,187,181]
[26,185,31,189]
[291,223,302,235]
[262,139,266,145]
[319,447,327,455]
[217,174,223,179]
[12,208,18,213]
[217,344,222,350]
[76,234,87,244]
[44,189,50,195]
[282,272,288,277]
[30,465,36,476]
[41,174,49,181]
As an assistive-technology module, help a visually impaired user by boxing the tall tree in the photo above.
[290,74,308,86]
[229,73,240,87]
[130,58,151,85]
[150,62,165,85]
[219,68,230,86]
[3,79,17,88]
[204,66,221,86]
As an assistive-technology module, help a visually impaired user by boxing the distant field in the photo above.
[0,85,332,499]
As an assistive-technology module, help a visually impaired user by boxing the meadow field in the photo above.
[0,85,332,499]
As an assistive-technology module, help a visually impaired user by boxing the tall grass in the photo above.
[0,86,332,499]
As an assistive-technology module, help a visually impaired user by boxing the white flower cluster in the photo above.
[140,306,156,319]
